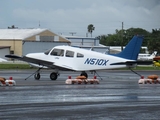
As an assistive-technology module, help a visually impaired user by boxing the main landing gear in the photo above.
[80,71,103,80]
[50,72,59,80]
[80,71,88,79]
[25,68,59,80]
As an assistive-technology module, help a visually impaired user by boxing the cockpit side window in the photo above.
[50,49,64,56]
[77,53,84,58]
[65,50,74,57]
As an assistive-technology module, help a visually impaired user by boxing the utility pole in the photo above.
[121,22,123,51]
[39,21,41,28]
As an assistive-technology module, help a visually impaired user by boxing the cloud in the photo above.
[1,0,160,36]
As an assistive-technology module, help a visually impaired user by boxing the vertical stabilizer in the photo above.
[111,36,144,60]
[150,51,157,57]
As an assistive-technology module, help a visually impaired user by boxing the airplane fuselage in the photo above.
[26,46,131,71]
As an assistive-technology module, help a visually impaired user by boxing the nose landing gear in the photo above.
[34,72,40,80]
[25,68,59,80]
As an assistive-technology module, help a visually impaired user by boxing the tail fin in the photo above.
[111,35,144,60]
[150,51,157,57]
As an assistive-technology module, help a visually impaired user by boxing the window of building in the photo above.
[10,50,14,54]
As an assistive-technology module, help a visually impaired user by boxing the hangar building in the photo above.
[0,28,70,59]
[64,36,109,53]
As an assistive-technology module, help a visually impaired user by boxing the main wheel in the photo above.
[34,73,40,80]
[80,71,88,79]
[50,72,58,80]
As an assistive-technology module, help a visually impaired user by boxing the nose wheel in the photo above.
[34,73,40,80]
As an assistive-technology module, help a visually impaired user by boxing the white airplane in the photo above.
[5,35,144,80]
[138,51,157,61]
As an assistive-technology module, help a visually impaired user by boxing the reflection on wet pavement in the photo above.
[0,70,160,119]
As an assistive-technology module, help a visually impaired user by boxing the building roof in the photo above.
[0,46,10,49]
[0,28,47,40]
[63,35,96,39]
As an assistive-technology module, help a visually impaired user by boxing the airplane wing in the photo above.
[5,54,53,67]
[5,55,73,71]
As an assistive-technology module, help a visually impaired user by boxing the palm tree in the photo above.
[87,24,95,37]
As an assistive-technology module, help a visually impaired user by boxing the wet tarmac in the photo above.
[0,69,160,120]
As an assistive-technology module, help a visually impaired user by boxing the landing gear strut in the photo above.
[129,67,142,77]
[93,70,103,80]
[25,68,42,80]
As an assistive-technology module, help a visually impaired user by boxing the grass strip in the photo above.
[0,64,31,69]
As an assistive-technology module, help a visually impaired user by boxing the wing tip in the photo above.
[5,54,22,59]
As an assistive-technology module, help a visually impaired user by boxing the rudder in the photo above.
[111,35,144,60]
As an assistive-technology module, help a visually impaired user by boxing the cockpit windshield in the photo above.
[44,49,52,55]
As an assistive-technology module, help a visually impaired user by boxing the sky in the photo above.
[0,0,160,37]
